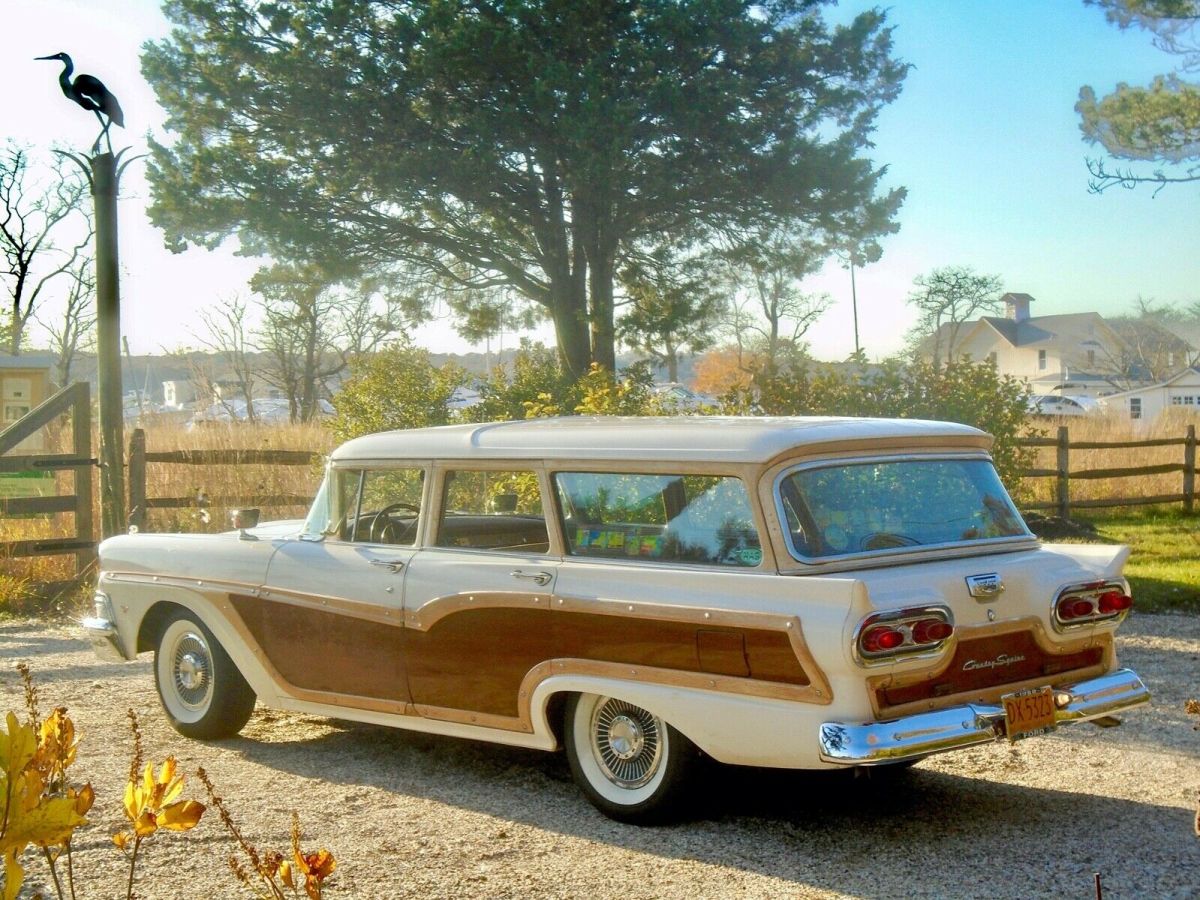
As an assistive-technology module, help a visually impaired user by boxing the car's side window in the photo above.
[554,472,762,567]
[436,469,549,553]
[337,467,424,545]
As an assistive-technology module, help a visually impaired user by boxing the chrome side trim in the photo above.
[819,668,1150,765]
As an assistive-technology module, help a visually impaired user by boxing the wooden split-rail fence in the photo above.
[1018,425,1196,519]
[125,427,320,532]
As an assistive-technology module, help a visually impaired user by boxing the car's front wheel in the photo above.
[154,610,255,740]
[564,692,699,824]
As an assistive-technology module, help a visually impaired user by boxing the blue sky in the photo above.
[3,0,1196,360]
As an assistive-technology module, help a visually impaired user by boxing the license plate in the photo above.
[1002,685,1057,741]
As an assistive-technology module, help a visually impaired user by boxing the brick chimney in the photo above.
[1002,292,1034,323]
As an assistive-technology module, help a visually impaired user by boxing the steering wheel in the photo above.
[860,532,919,551]
[369,502,420,544]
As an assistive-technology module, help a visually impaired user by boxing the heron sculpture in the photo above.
[36,52,125,154]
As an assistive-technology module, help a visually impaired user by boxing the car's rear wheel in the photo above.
[564,692,698,824]
[154,610,255,739]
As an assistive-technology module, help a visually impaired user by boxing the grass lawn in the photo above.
[1073,510,1200,615]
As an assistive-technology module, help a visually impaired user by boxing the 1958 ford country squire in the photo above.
[83,417,1149,822]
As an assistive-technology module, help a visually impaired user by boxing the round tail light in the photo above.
[862,625,905,653]
[912,618,954,644]
[1057,597,1095,620]
[1097,591,1133,614]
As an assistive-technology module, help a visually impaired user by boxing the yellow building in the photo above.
[0,354,55,452]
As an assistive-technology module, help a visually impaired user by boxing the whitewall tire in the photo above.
[154,610,255,740]
[564,692,698,823]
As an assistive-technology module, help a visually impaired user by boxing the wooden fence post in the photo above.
[72,383,95,574]
[1056,425,1070,520]
[127,427,147,533]
[1185,424,1196,515]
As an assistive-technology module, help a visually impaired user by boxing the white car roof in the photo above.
[331,416,992,465]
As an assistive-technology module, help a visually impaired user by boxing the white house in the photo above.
[926,293,1180,397]
[1100,367,1200,423]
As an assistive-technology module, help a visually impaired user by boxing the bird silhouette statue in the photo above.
[36,52,125,154]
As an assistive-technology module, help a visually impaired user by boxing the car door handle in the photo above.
[369,558,406,573]
[510,570,552,586]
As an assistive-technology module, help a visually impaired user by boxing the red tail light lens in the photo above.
[1097,591,1133,614]
[862,626,904,653]
[1057,597,1095,620]
[912,618,954,644]
[857,607,954,663]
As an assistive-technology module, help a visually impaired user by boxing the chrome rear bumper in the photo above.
[80,615,129,662]
[819,668,1150,765]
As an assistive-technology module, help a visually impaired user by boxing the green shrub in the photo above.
[330,343,467,442]
[468,341,572,422]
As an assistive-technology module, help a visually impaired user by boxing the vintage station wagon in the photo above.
[83,416,1149,822]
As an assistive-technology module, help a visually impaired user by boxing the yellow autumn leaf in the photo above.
[279,859,295,889]
[34,708,78,773]
[72,783,95,815]
[0,793,86,855]
[156,757,177,786]
[133,810,158,838]
[160,774,184,807]
[3,849,25,900]
[157,799,205,832]
[17,769,46,814]
[112,831,131,850]
[0,712,37,785]
[141,761,155,799]
[123,778,141,821]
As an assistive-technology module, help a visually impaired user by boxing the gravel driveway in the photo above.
[1,612,1197,900]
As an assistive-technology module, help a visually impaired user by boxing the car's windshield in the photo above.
[777,457,1029,561]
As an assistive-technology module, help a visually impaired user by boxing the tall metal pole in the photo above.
[850,259,861,357]
[91,151,125,537]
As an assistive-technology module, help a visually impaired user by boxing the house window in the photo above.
[1087,350,1095,367]
[987,352,997,367]
[1130,398,1142,420]
[1038,350,1046,370]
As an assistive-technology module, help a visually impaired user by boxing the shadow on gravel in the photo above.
[227,718,1195,897]
[0,628,134,683]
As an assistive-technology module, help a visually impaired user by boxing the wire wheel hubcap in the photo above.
[172,633,212,708]
[590,698,663,789]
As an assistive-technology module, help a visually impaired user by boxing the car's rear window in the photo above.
[777,457,1029,561]
[554,472,762,567]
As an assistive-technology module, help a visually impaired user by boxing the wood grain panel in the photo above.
[403,607,810,718]
[230,594,409,702]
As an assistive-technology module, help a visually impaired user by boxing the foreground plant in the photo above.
[199,768,336,899]
[0,665,91,900]
[113,710,206,900]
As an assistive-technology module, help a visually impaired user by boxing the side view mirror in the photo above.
[231,508,260,539]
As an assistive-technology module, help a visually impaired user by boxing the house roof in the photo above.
[0,353,55,370]
[970,312,1111,348]
[1099,367,1200,400]
[331,416,992,465]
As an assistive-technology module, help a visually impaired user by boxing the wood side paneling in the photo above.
[229,594,409,702]
[403,607,810,718]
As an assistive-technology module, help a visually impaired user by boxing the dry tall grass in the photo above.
[134,420,335,533]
